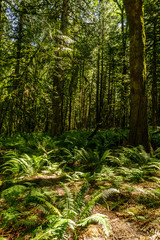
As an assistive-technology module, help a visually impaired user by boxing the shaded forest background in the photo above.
[0,0,160,136]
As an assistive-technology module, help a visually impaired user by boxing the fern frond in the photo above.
[78,213,111,237]
[1,185,28,203]
[143,162,160,171]
[75,148,90,163]
[95,165,116,181]
[117,166,143,182]
[53,218,76,230]
[100,150,112,162]
[45,201,61,216]
[61,183,74,217]
[107,155,122,166]
[1,154,50,177]
[74,183,89,215]
[32,229,54,240]
[0,206,21,226]
[78,192,102,221]
[35,217,75,240]
[25,188,60,216]
[101,188,120,201]
[17,215,39,227]
[122,146,152,165]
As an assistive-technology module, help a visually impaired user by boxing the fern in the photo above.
[78,191,102,221]
[75,148,96,163]
[73,183,89,215]
[24,187,58,215]
[1,154,50,177]
[65,171,87,181]
[1,184,28,205]
[95,165,117,180]
[32,184,111,240]
[60,183,75,218]
[33,217,75,240]
[21,215,38,227]
[142,161,160,172]
[117,166,144,182]
[122,146,153,165]
[0,206,21,226]
[101,188,120,201]
[77,213,111,237]
[0,184,57,228]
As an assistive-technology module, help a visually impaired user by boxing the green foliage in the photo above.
[77,191,102,221]
[87,130,126,152]
[0,131,160,239]
[65,171,89,181]
[1,154,50,177]
[92,145,160,184]
[31,184,110,239]
[121,146,153,165]
[78,213,110,237]
[117,167,144,182]
[58,131,89,150]
[0,184,57,228]
[1,184,28,205]
[72,147,111,171]
[0,180,111,239]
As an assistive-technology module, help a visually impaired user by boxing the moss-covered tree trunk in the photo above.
[152,19,157,131]
[123,0,152,152]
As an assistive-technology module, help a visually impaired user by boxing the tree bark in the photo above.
[120,6,127,128]
[51,0,69,136]
[152,19,157,130]
[96,40,100,124]
[123,0,152,152]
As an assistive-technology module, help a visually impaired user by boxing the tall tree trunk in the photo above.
[51,0,69,136]
[152,20,157,130]
[123,0,152,152]
[88,75,94,130]
[96,41,100,124]
[0,0,3,132]
[120,6,127,128]
[100,17,104,122]
[0,0,2,44]
[106,48,113,128]
[14,10,23,87]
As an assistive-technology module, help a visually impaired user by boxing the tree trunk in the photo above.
[120,6,127,128]
[0,0,2,43]
[51,0,69,136]
[123,0,152,152]
[152,20,157,131]
[96,41,100,124]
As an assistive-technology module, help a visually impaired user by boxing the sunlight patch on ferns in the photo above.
[1,154,51,177]
[77,213,111,237]
[31,184,111,239]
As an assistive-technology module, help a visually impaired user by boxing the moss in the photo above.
[124,0,152,152]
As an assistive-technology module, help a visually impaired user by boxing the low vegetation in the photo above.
[0,130,160,239]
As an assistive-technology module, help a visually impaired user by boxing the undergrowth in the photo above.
[0,129,160,239]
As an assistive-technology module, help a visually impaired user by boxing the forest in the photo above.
[0,0,160,239]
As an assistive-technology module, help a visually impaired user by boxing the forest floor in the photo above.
[1,175,160,240]
[0,131,160,239]
[58,180,160,240]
